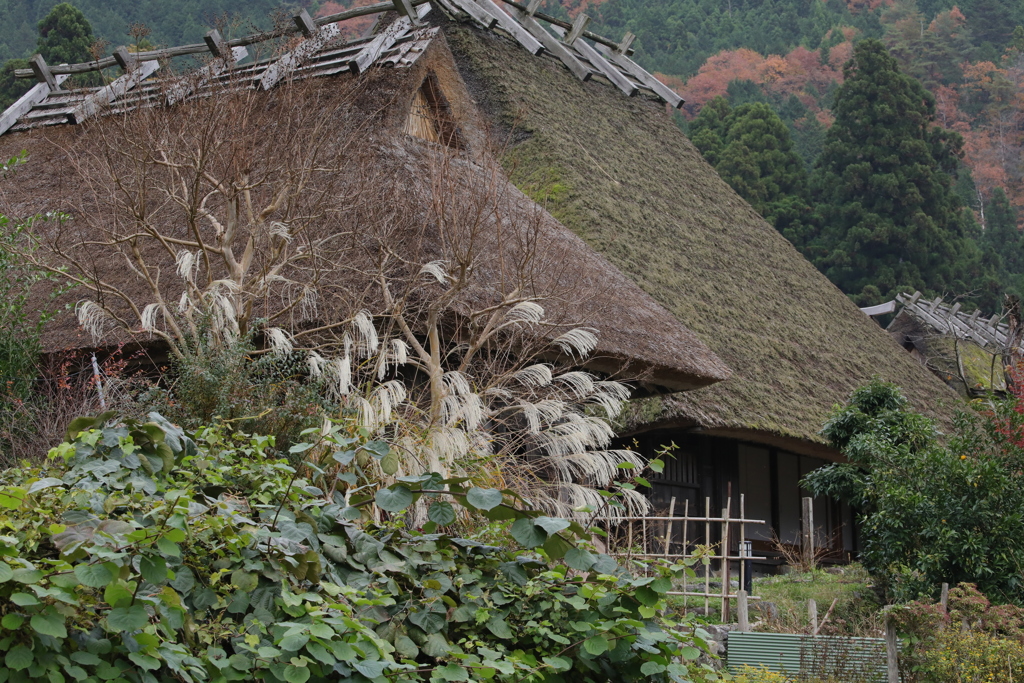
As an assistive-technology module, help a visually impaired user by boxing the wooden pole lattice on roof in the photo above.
[1,0,687,135]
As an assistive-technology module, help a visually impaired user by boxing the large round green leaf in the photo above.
[75,563,114,588]
[465,487,503,511]
[427,501,456,526]
[375,485,414,512]
[533,516,570,534]
[510,518,546,548]
[4,644,33,671]
[107,605,149,631]
[32,613,67,638]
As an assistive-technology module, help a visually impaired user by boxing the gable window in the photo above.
[404,74,462,149]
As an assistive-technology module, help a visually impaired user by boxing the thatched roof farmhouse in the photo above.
[0,0,961,561]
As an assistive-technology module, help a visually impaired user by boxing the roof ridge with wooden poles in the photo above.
[0,0,683,137]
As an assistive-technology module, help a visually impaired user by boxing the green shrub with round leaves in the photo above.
[0,413,719,683]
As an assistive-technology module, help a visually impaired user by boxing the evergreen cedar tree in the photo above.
[804,39,993,308]
[689,97,813,247]
[0,3,96,110]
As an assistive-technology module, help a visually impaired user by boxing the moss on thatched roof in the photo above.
[442,22,961,449]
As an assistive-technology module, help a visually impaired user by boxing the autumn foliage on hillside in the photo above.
[675,5,1024,227]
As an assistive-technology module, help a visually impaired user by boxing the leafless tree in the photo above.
[14,72,651,517]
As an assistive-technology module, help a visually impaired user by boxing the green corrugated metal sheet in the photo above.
[727,632,890,681]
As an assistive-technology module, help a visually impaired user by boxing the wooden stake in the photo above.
[808,598,818,634]
[682,498,689,600]
[721,499,730,622]
[885,616,900,683]
[737,590,749,632]
[802,496,814,568]
[704,497,711,616]
[940,582,949,612]
[739,494,746,595]
[663,496,676,556]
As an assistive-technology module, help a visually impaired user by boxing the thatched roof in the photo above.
[0,32,729,392]
[437,22,961,453]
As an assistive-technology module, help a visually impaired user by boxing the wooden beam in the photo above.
[294,9,318,37]
[29,55,59,91]
[348,3,431,74]
[476,0,545,56]
[563,13,590,44]
[393,0,425,26]
[595,42,684,108]
[552,25,636,96]
[616,31,635,55]
[444,0,498,29]
[203,29,230,58]
[165,45,248,106]
[112,46,137,71]
[0,73,70,135]
[258,23,341,90]
[508,7,589,80]
[526,0,543,14]
[68,59,160,125]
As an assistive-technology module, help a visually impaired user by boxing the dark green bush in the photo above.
[0,413,717,683]
[803,379,1024,604]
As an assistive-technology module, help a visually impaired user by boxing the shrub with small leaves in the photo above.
[0,413,719,683]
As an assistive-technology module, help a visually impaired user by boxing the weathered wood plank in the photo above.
[379,27,439,68]
[258,23,341,90]
[477,0,545,56]
[294,9,318,37]
[0,74,70,135]
[563,12,590,44]
[165,46,248,106]
[445,0,499,30]
[552,26,636,96]
[29,55,59,90]
[595,42,684,108]
[393,0,425,25]
[68,59,160,125]
[509,7,589,80]
[349,3,431,74]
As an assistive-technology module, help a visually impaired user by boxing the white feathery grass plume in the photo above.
[510,364,552,389]
[441,392,484,430]
[370,380,407,427]
[307,351,325,378]
[553,328,598,358]
[534,414,615,458]
[516,401,543,434]
[554,371,595,399]
[391,339,408,366]
[353,396,377,432]
[266,328,293,355]
[213,295,240,340]
[505,301,545,325]
[269,221,292,242]
[300,286,319,319]
[352,310,378,357]
[76,300,110,342]
[442,371,472,396]
[427,427,471,466]
[482,386,514,400]
[177,291,191,313]
[209,278,242,294]
[419,260,449,285]
[325,357,352,399]
[140,303,160,333]
[589,381,632,418]
[175,250,198,283]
